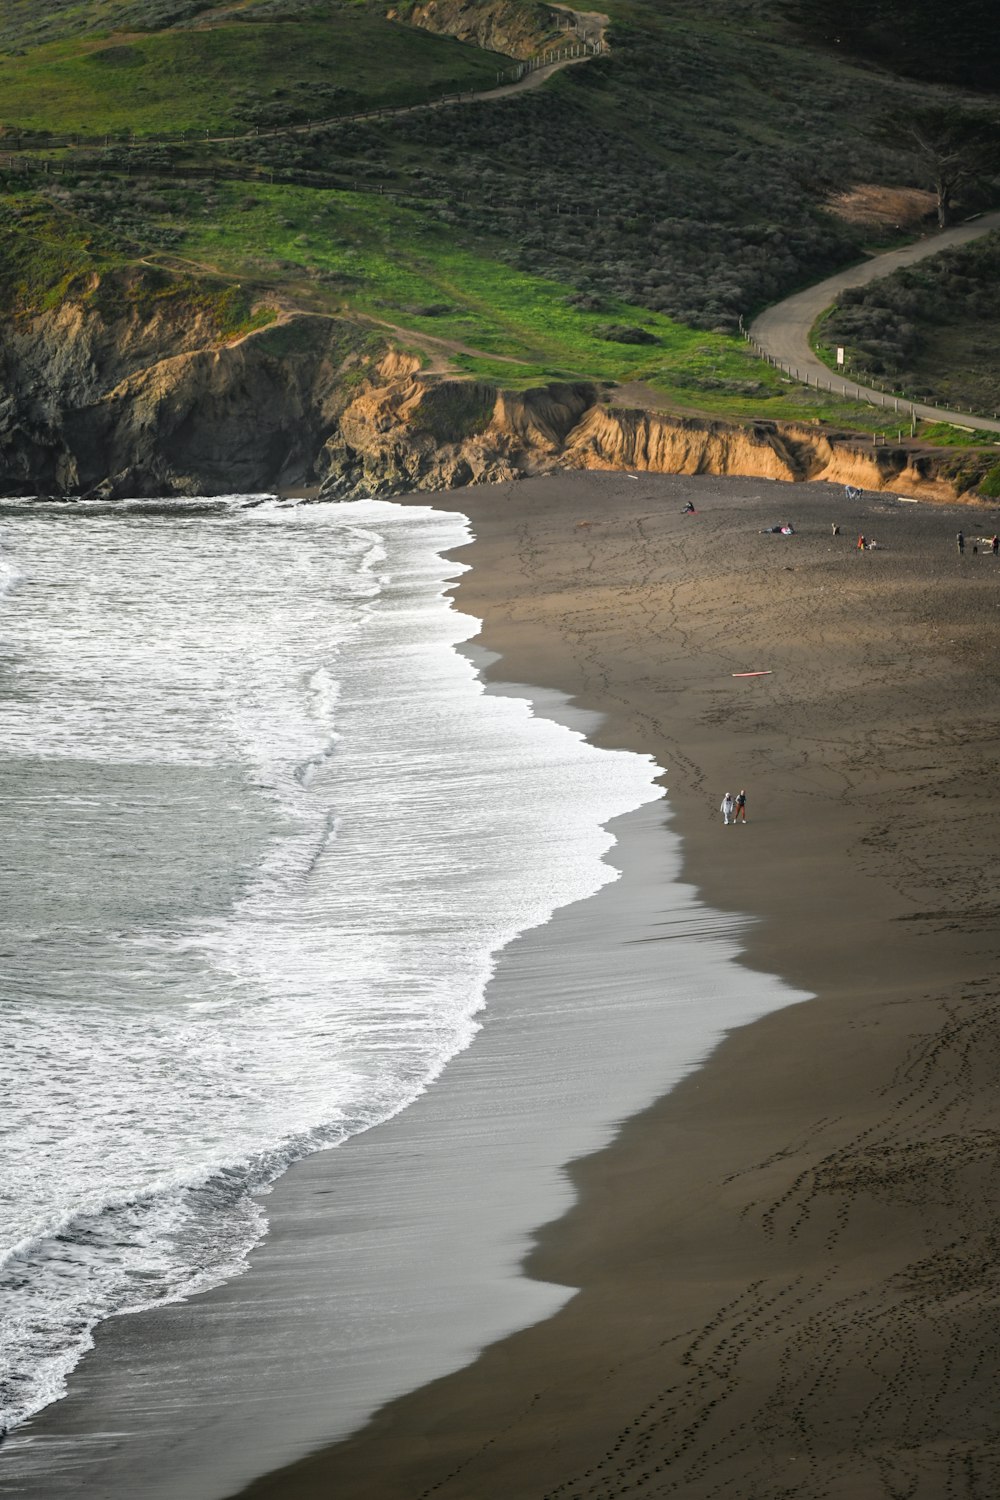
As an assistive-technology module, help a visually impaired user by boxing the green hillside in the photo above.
[0,0,997,442]
[0,3,508,137]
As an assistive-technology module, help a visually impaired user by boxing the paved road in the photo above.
[750,209,1000,434]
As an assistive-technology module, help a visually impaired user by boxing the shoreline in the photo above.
[1,512,797,1500]
[236,470,1000,1499]
[6,470,1000,1500]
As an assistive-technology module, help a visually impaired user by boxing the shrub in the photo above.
[597,323,659,345]
[976,462,1000,498]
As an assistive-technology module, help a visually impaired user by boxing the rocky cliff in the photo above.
[560,405,960,499]
[0,271,395,499]
[323,360,964,502]
[319,358,595,496]
[0,271,975,503]
[391,0,566,61]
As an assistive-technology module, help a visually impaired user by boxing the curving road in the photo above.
[750,208,1000,433]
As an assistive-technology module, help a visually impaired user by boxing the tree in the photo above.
[885,105,1000,228]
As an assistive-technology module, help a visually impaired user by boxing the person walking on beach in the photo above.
[721,792,734,826]
[957,530,965,555]
[857,533,866,551]
[992,535,998,557]
[733,789,747,823]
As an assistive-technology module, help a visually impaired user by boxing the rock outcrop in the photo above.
[561,406,960,499]
[0,272,390,498]
[0,270,977,503]
[319,360,594,496]
[324,370,963,502]
[393,0,566,60]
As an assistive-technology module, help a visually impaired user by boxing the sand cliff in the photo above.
[324,354,961,501]
[0,272,975,502]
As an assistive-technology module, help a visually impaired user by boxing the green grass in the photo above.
[0,193,272,339]
[0,0,213,51]
[0,169,955,444]
[168,180,922,435]
[917,421,1000,448]
[180,180,756,372]
[976,462,1000,497]
[0,14,508,138]
[0,193,123,309]
[88,264,278,336]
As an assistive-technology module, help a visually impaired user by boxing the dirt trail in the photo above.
[140,251,524,370]
[354,314,523,371]
[200,8,608,144]
[1,8,607,162]
[750,210,1000,434]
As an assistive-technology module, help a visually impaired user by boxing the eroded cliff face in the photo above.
[319,359,595,496]
[0,272,392,499]
[560,406,960,499]
[0,273,970,503]
[391,0,565,60]
[324,362,962,502]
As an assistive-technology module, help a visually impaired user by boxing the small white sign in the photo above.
[836,346,845,366]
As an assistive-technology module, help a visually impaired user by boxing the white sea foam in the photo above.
[0,498,662,1433]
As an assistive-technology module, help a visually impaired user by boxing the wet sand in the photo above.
[236,471,1000,1500]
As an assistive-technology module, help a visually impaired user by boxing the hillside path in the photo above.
[750,209,1000,433]
[0,10,608,163]
[201,10,609,146]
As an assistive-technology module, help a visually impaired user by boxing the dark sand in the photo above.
[4,490,797,1500]
[235,472,1000,1500]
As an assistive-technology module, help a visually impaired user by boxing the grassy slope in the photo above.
[172,181,917,431]
[0,0,995,449]
[0,8,507,136]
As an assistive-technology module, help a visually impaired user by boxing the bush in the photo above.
[597,323,658,344]
[976,462,1000,498]
[823,233,1000,411]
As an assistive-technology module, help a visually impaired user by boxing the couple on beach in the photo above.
[720,790,746,825]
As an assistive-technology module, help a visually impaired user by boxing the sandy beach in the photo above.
[230,470,1000,1500]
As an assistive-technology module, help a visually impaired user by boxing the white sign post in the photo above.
[836,346,845,367]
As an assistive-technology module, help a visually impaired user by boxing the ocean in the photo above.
[0,496,664,1455]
